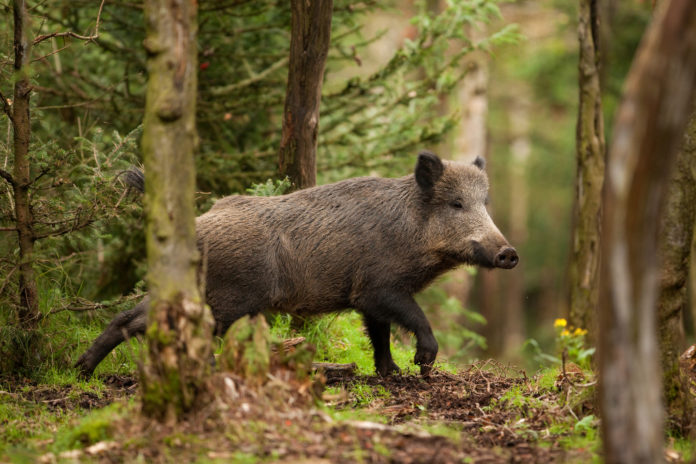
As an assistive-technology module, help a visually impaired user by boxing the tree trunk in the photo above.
[598,1,696,462]
[443,50,489,334]
[502,97,530,356]
[140,0,214,423]
[455,59,488,163]
[569,0,605,340]
[277,0,333,190]
[12,0,39,328]
[658,114,696,435]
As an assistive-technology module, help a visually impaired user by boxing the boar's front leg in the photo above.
[363,315,400,377]
[358,291,438,376]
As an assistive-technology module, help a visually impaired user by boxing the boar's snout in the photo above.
[494,247,518,269]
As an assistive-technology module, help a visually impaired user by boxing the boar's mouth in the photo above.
[446,241,519,270]
[463,241,518,269]
[468,241,497,269]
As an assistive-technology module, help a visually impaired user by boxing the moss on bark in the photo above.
[569,0,605,342]
[139,0,214,423]
[658,114,696,436]
[220,315,272,386]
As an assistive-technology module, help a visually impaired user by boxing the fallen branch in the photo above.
[312,362,357,378]
[271,336,307,353]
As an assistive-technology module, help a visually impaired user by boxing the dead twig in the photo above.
[0,89,13,123]
[31,43,71,63]
[0,264,18,296]
[33,0,106,45]
[46,293,142,317]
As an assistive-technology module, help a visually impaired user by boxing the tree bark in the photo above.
[657,114,696,435]
[11,0,39,328]
[502,97,530,356]
[277,0,333,190]
[140,0,214,423]
[455,59,488,163]
[598,1,696,462]
[569,0,605,340]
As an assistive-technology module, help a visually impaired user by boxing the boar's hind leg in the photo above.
[358,292,438,376]
[209,295,265,338]
[364,315,400,377]
[74,299,148,378]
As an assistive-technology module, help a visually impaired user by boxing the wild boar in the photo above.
[76,151,517,377]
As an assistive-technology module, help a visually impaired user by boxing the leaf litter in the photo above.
[7,359,600,463]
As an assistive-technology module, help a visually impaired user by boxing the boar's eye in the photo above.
[451,200,463,209]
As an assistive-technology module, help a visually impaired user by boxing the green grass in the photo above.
[670,436,696,462]
[348,383,391,407]
[0,288,607,463]
[418,421,465,441]
[269,311,419,375]
[53,402,123,449]
[321,402,389,424]
[1,289,143,382]
[0,393,122,461]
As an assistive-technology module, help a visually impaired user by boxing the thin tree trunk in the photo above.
[278,0,333,190]
[658,114,696,435]
[502,97,530,356]
[443,46,489,325]
[455,59,488,163]
[140,0,214,423]
[12,0,39,327]
[569,0,605,339]
[690,233,696,338]
[598,1,696,462]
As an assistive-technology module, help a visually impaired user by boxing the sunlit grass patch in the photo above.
[269,311,418,375]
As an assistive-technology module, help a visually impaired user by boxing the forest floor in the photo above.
[3,351,696,463]
[1,360,608,463]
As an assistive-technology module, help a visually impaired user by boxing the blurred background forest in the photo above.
[0,0,685,373]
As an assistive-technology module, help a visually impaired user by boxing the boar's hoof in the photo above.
[494,247,519,269]
[74,356,95,380]
[419,363,434,377]
[414,343,438,375]
[376,360,401,377]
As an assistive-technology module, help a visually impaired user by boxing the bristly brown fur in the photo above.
[76,153,517,377]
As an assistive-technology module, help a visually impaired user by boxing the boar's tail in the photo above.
[74,298,148,378]
[117,167,144,194]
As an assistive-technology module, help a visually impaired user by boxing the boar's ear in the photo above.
[415,151,444,190]
[473,156,486,170]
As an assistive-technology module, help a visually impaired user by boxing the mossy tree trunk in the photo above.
[277,0,333,190]
[657,114,696,435]
[569,0,605,340]
[140,0,214,423]
[598,1,696,462]
[10,0,39,328]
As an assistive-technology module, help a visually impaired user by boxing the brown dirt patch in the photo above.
[9,374,137,411]
[35,363,592,463]
[331,363,582,463]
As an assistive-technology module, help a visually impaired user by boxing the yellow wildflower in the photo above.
[561,329,571,337]
[554,318,567,328]
[573,328,588,336]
